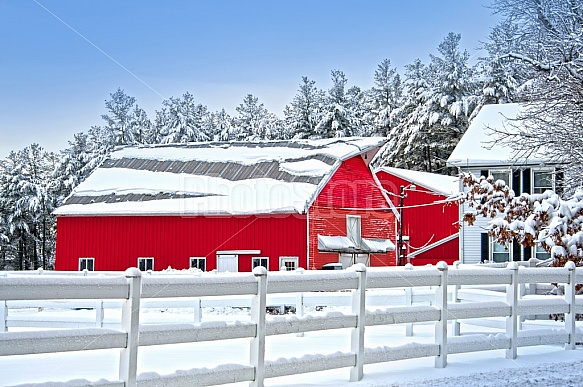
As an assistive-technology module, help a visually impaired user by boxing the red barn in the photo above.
[55,138,397,272]
[375,167,459,266]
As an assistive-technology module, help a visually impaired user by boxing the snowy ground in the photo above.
[3,306,583,386]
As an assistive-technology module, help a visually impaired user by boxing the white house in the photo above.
[447,103,563,264]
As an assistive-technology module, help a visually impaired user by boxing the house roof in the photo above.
[447,103,550,168]
[375,167,459,196]
[54,137,387,216]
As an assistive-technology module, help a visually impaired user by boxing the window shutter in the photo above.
[512,240,521,261]
[481,233,489,262]
[480,170,488,179]
[512,170,521,193]
[522,168,531,194]
[523,246,532,260]
[556,169,564,196]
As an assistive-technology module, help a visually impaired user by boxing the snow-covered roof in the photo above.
[317,235,395,253]
[55,137,387,216]
[447,103,550,168]
[375,167,458,196]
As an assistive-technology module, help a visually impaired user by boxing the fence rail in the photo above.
[1,262,582,387]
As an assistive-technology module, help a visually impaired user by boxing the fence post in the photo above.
[350,263,367,382]
[405,264,414,336]
[119,268,142,386]
[564,261,577,350]
[296,268,305,337]
[506,262,519,359]
[451,261,460,336]
[194,297,202,324]
[250,267,267,387]
[95,299,104,328]
[1,300,7,332]
[435,261,448,368]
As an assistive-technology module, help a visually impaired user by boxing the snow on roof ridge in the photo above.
[376,166,458,195]
[109,136,387,165]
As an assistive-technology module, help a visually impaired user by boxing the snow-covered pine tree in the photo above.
[211,109,235,141]
[233,94,270,141]
[367,59,404,137]
[474,21,530,109]
[377,34,478,173]
[316,70,354,138]
[160,92,211,144]
[53,132,94,200]
[0,145,57,270]
[101,88,141,146]
[285,76,325,139]
[375,59,430,170]
[130,105,152,144]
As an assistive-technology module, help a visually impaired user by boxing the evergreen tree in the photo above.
[212,109,235,141]
[285,76,325,139]
[233,94,270,140]
[101,88,143,146]
[160,92,211,143]
[367,59,404,136]
[316,70,354,137]
[377,34,478,173]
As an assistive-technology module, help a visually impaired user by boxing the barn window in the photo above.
[138,257,154,271]
[252,257,269,270]
[190,257,206,271]
[279,256,298,271]
[346,215,362,245]
[78,257,94,271]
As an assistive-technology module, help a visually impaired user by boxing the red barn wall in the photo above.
[375,170,459,265]
[56,214,307,272]
[309,156,397,269]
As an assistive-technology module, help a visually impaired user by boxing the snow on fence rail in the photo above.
[1,262,583,387]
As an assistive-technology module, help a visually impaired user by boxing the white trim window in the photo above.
[279,256,299,271]
[492,240,510,263]
[533,170,553,194]
[138,257,154,271]
[190,257,206,271]
[252,257,269,271]
[490,170,510,186]
[79,257,94,271]
[535,244,551,260]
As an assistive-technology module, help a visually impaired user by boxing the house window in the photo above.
[252,257,269,270]
[533,171,553,194]
[492,240,510,262]
[279,256,299,271]
[190,257,206,271]
[138,257,154,271]
[79,257,94,271]
[535,244,551,260]
[490,170,510,186]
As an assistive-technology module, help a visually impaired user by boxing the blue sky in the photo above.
[0,1,499,159]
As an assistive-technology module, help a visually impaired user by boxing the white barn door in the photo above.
[217,254,238,273]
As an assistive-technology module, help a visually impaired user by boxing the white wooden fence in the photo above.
[1,262,582,387]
